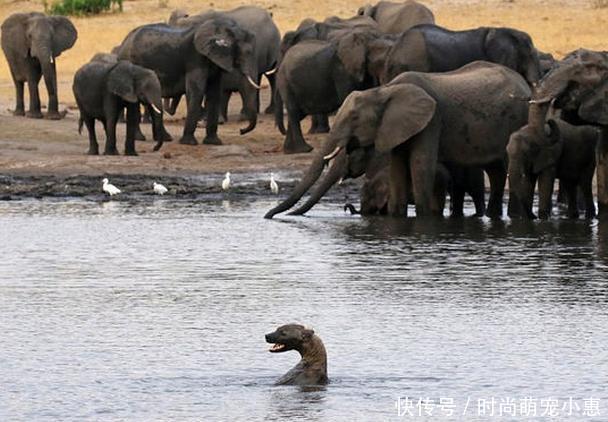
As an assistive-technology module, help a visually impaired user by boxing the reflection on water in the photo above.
[1,198,607,420]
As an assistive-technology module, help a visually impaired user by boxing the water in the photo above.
[1,197,607,421]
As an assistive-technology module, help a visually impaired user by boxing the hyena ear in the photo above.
[302,327,315,339]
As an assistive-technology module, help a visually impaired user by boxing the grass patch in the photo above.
[44,0,123,16]
[592,0,608,8]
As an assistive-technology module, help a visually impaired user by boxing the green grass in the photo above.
[44,0,123,16]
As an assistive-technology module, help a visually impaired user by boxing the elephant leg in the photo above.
[103,113,120,156]
[165,95,181,116]
[580,176,596,219]
[13,78,25,116]
[26,63,43,119]
[140,105,152,124]
[264,72,277,114]
[564,181,580,219]
[125,103,139,156]
[598,131,608,219]
[219,90,230,124]
[84,116,99,155]
[409,121,440,217]
[484,161,507,219]
[180,73,207,145]
[467,168,486,217]
[309,114,330,134]
[283,95,313,154]
[203,73,223,145]
[388,153,409,217]
[537,171,555,220]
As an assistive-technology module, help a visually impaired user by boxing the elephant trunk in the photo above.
[239,78,258,135]
[40,59,59,115]
[289,149,348,215]
[264,153,329,219]
[531,62,576,104]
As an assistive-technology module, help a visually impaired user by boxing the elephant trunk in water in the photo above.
[263,146,340,219]
[288,150,347,215]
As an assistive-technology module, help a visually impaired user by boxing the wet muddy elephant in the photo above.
[1,12,77,119]
[265,62,529,219]
[73,60,165,156]
[382,24,541,86]
[117,17,258,146]
[357,0,435,34]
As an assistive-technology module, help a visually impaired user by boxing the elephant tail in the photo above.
[274,89,286,135]
[78,116,83,135]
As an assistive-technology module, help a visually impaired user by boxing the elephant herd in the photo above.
[1,2,608,220]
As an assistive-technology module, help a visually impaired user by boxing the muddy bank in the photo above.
[0,172,362,201]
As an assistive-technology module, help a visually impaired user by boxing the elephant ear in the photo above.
[193,20,235,73]
[49,16,77,57]
[375,84,436,153]
[578,79,608,125]
[358,4,374,17]
[533,120,562,174]
[108,62,138,103]
[337,32,368,82]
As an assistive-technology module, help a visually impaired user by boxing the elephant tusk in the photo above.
[151,104,162,114]
[529,97,552,104]
[264,67,278,76]
[50,56,54,64]
[246,75,261,89]
[323,146,342,162]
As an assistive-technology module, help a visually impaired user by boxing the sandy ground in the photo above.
[0,0,606,194]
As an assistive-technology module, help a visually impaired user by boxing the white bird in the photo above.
[270,172,279,194]
[153,181,168,195]
[102,178,121,196]
[222,172,231,191]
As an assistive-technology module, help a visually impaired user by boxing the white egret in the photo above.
[153,182,168,195]
[222,172,231,191]
[270,172,279,194]
[102,178,121,196]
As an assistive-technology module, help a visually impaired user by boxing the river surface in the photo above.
[1,195,607,421]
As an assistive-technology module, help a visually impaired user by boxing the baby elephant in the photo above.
[73,60,165,156]
[265,324,328,386]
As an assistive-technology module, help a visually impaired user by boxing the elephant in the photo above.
[382,24,541,86]
[277,17,381,137]
[169,6,281,122]
[536,48,556,77]
[275,29,401,154]
[507,111,598,219]
[1,12,77,119]
[265,61,530,219]
[73,60,164,156]
[531,49,608,217]
[304,148,484,217]
[357,0,435,34]
[90,52,118,64]
[279,15,378,59]
[117,16,258,146]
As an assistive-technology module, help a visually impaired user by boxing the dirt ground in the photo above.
[0,0,606,187]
